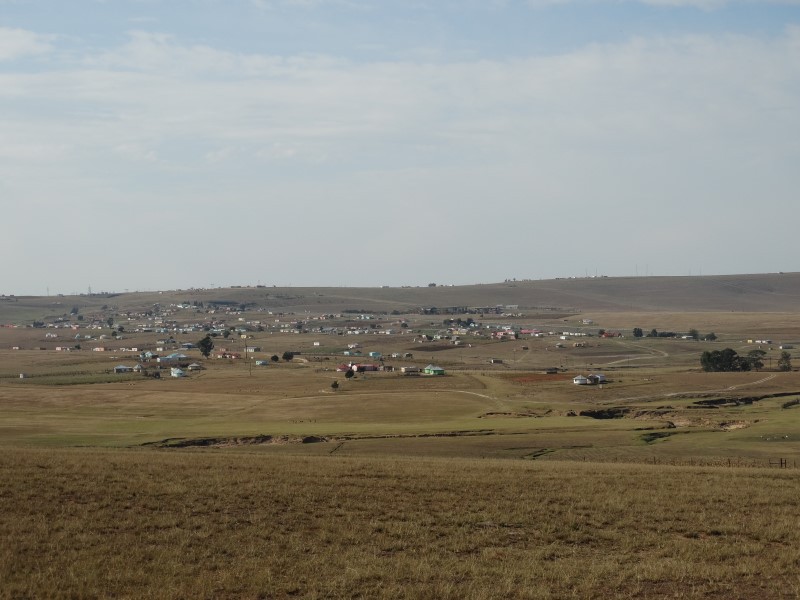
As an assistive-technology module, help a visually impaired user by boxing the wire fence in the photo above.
[563,455,800,469]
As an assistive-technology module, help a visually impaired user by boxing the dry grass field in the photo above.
[2,276,800,598]
[2,449,799,599]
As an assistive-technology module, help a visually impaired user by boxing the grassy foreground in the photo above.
[2,448,799,599]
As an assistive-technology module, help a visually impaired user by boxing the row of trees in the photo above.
[632,327,716,341]
[700,348,792,372]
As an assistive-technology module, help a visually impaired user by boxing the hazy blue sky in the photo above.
[2,0,799,294]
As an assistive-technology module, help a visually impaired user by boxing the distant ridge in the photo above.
[3,273,800,321]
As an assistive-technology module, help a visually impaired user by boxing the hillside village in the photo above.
[3,277,799,388]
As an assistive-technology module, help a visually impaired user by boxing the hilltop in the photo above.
[2,272,800,324]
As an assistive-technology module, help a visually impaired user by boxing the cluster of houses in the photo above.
[113,362,203,377]
[12,299,638,388]
[335,362,446,376]
[572,374,607,386]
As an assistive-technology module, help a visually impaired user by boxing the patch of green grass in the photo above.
[13,373,141,385]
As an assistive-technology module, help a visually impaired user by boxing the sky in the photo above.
[2,0,799,295]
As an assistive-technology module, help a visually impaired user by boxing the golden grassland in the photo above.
[2,448,799,600]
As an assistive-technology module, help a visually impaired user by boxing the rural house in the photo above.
[424,365,445,375]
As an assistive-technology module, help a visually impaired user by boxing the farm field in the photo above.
[2,276,800,598]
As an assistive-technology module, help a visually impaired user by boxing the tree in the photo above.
[747,349,766,371]
[778,351,792,371]
[344,369,355,380]
[701,348,751,372]
[223,329,231,339]
[647,328,658,338]
[107,317,114,328]
[703,332,717,341]
[632,328,644,338]
[598,329,606,337]
[688,328,699,340]
[197,334,214,358]
[282,351,294,362]
[331,380,339,391]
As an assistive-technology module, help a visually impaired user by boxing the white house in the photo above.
[158,353,189,364]
[573,375,589,385]
[170,367,186,378]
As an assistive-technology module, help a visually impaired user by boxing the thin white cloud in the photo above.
[249,0,366,9]
[113,143,158,162]
[204,146,236,163]
[0,27,53,61]
[3,26,799,170]
[128,16,160,24]
[83,30,337,76]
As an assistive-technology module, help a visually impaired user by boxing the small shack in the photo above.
[573,375,589,385]
[424,365,445,376]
